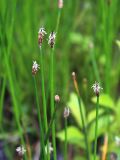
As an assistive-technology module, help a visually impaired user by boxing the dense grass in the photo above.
[0,0,120,159]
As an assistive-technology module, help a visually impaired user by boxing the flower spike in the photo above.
[16,146,26,156]
[38,27,47,47]
[32,61,40,75]
[91,81,103,96]
[48,32,56,48]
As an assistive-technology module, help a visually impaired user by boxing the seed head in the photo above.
[16,146,26,156]
[58,0,63,8]
[55,95,60,102]
[45,142,53,154]
[64,107,70,118]
[91,81,103,96]
[38,27,47,47]
[72,72,76,78]
[48,32,56,48]
[32,61,40,75]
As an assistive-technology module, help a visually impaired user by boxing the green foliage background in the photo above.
[0,0,120,159]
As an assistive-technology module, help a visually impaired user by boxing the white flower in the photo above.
[38,27,47,47]
[32,61,40,75]
[45,142,53,154]
[91,81,103,96]
[38,27,47,36]
[16,146,26,156]
[115,136,120,146]
[48,32,56,48]
[64,107,70,118]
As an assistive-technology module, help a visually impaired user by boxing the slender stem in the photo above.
[1,1,27,159]
[55,9,61,33]
[77,95,90,160]
[49,8,62,160]
[64,118,67,160]
[50,48,57,160]
[0,77,6,130]
[22,121,32,160]
[40,103,58,159]
[39,47,50,160]
[72,76,90,160]
[44,103,57,145]
[93,96,99,160]
[33,76,46,160]
[4,51,27,160]
[39,47,48,132]
[90,47,100,82]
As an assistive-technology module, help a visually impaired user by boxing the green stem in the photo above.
[49,8,62,160]
[50,48,57,160]
[4,51,27,160]
[64,118,67,160]
[55,9,61,33]
[39,47,50,160]
[39,47,48,132]
[44,103,57,145]
[40,103,58,159]
[33,76,46,160]
[0,78,13,160]
[90,47,100,82]
[77,95,90,160]
[93,96,99,160]
[0,77,6,130]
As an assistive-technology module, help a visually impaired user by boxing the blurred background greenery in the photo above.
[0,0,120,159]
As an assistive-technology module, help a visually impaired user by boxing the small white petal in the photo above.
[91,82,103,95]
[16,146,26,156]
[45,142,53,154]
[64,107,70,118]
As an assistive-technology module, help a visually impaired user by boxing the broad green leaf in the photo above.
[88,114,114,142]
[116,40,120,48]
[57,126,85,148]
[91,94,115,110]
[67,92,86,127]
[87,108,105,124]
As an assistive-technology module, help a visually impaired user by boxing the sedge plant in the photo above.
[49,2,63,159]
[91,82,103,160]
[32,61,46,160]
[63,107,70,160]
[72,72,90,160]
[38,27,50,160]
